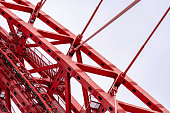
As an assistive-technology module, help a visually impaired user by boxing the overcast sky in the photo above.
[1,0,169,112]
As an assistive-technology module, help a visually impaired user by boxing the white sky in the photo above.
[0,0,169,112]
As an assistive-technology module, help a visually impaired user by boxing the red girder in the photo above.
[0,4,120,113]
[0,40,63,113]
[0,0,169,113]
[76,49,91,113]
[0,83,11,113]
[0,64,36,113]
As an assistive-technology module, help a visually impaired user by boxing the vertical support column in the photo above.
[5,88,11,111]
[65,73,71,113]
[76,50,91,113]
[82,87,91,112]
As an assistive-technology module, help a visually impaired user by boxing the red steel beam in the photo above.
[118,101,160,113]
[25,53,83,113]
[36,78,84,113]
[37,29,73,42]
[76,63,118,78]
[76,50,91,113]
[26,40,71,47]
[0,1,32,13]
[12,0,73,36]
[0,40,61,113]
[15,0,44,54]
[0,84,11,113]
[12,0,30,6]
[80,41,169,112]
[49,68,65,95]
[24,41,83,113]
[5,88,11,111]
[0,0,168,113]
[0,69,36,113]
[0,98,11,113]
[0,3,121,112]
[65,73,71,113]
[0,26,13,42]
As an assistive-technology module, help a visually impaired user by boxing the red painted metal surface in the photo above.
[0,0,169,113]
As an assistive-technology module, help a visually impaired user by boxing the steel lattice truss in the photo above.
[0,0,169,113]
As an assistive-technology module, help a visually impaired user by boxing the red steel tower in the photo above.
[0,0,169,113]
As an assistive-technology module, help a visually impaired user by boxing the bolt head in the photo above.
[9,32,13,36]
[30,19,34,23]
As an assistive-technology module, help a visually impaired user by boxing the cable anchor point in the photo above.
[29,0,46,24]
[69,34,82,56]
